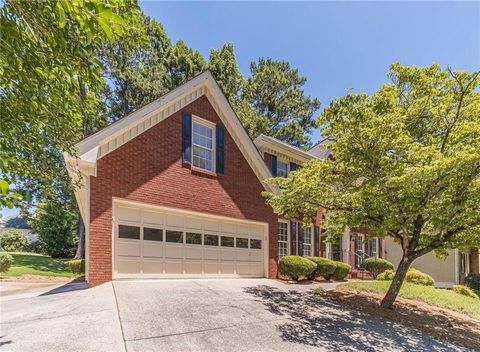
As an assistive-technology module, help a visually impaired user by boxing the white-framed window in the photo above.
[303,226,312,256]
[192,118,215,172]
[278,221,289,258]
[277,160,289,178]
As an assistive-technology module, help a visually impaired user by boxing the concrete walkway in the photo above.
[0,279,467,352]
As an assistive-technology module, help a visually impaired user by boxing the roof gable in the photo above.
[65,72,275,221]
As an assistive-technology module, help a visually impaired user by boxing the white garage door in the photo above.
[113,201,267,279]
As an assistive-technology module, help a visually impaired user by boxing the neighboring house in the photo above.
[385,238,479,288]
[0,214,36,242]
[64,71,385,286]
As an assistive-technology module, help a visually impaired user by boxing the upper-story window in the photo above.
[192,119,215,172]
[277,160,289,177]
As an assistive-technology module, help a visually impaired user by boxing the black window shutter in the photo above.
[314,226,320,257]
[290,162,298,172]
[290,221,296,255]
[271,155,277,177]
[216,126,225,174]
[298,223,304,256]
[182,112,192,164]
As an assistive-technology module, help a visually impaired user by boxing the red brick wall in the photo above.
[89,96,278,286]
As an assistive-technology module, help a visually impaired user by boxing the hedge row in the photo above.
[279,256,351,281]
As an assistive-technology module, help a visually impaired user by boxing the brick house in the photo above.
[65,71,385,286]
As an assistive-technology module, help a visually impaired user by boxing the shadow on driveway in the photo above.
[244,285,464,352]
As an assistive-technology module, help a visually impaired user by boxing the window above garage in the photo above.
[192,118,215,172]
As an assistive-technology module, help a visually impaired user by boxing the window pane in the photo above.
[250,239,262,249]
[193,145,213,171]
[165,230,183,243]
[204,234,219,246]
[144,228,163,242]
[303,245,312,257]
[118,225,140,240]
[277,161,288,177]
[236,237,248,248]
[278,222,288,242]
[186,232,202,245]
[303,227,312,244]
[221,236,234,247]
[193,121,213,149]
[278,242,288,258]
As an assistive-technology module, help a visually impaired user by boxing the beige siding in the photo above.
[384,237,457,287]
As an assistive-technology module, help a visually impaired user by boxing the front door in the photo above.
[350,234,364,268]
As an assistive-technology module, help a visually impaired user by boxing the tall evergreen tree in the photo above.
[242,58,321,147]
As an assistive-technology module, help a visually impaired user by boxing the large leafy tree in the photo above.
[0,0,143,199]
[242,58,321,147]
[168,40,206,89]
[100,14,172,120]
[264,63,480,308]
[208,43,243,104]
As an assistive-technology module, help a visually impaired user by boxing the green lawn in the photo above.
[338,280,480,319]
[1,252,76,277]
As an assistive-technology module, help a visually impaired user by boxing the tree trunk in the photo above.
[380,255,412,308]
[74,215,85,259]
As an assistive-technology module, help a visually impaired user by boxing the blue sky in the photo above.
[2,1,479,218]
[140,0,479,141]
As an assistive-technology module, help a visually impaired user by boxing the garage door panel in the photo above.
[185,261,203,274]
[114,203,266,279]
[143,260,164,274]
[117,259,141,273]
[165,260,184,274]
[204,262,219,274]
[165,245,183,259]
[117,241,141,257]
[185,246,203,260]
[143,243,163,258]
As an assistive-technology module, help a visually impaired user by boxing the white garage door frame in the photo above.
[112,198,269,279]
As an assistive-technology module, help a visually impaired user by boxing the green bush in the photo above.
[452,285,479,299]
[0,252,13,273]
[68,259,85,275]
[306,257,337,280]
[0,229,29,252]
[405,268,434,286]
[330,261,351,280]
[360,258,394,278]
[24,240,45,254]
[465,273,480,293]
[377,269,395,281]
[279,255,316,281]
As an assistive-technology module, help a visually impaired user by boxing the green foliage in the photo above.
[0,0,143,196]
[338,281,480,319]
[0,252,13,273]
[360,258,394,278]
[24,240,45,254]
[452,285,479,299]
[306,256,337,279]
[314,287,326,296]
[242,58,321,147]
[169,40,206,88]
[330,261,351,280]
[30,201,77,258]
[465,273,480,292]
[208,43,243,104]
[278,255,317,281]
[0,229,29,252]
[1,253,74,277]
[377,269,395,281]
[405,268,435,286]
[68,259,85,275]
[263,63,480,305]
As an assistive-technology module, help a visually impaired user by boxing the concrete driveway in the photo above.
[0,279,466,352]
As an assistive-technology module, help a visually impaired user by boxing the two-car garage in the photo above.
[113,200,268,279]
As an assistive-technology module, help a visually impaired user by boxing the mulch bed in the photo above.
[327,289,480,351]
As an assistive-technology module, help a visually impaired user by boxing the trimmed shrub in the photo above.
[306,257,337,280]
[377,269,395,281]
[279,255,316,281]
[465,273,480,293]
[360,258,394,278]
[0,229,29,252]
[405,268,434,286]
[68,259,85,275]
[452,285,479,299]
[331,261,351,281]
[24,240,45,254]
[0,252,13,273]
